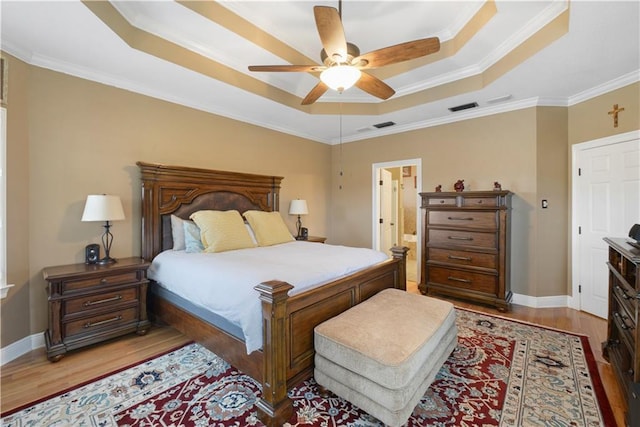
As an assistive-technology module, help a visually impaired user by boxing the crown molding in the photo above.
[568,70,640,105]
[3,40,637,146]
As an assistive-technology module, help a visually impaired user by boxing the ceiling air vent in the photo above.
[448,102,478,112]
[372,121,396,129]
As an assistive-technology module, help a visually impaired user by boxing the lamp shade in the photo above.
[320,65,361,92]
[289,199,309,215]
[81,195,125,222]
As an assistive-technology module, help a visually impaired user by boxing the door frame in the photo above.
[569,129,640,310]
[372,158,422,273]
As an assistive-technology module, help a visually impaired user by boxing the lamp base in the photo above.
[97,257,117,265]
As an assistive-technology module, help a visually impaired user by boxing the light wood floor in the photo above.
[1,283,625,426]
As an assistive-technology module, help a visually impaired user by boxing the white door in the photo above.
[576,136,640,318]
[379,168,393,255]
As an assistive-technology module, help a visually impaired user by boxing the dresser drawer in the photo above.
[61,271,140,294]
[428,266,498,295]
[462,196,499,207]
[428,229,497,249]
[428,211,497,229]
[611,290,636,358]
[612,281,637,323]
[64,287,138,315]
[64,306,139,338]
[428,248,497,269]
[426,197,456,206]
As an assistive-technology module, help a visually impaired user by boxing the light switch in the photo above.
[542,199,548,209]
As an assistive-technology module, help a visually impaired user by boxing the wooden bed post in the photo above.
[254,280,294,426]
[391,246,409,290]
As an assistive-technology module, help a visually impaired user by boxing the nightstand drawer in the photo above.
[64,307,138,337]
[428,248,496,269]
[61,271,140,294]
[428,210,497,229]
[64,287,138,315]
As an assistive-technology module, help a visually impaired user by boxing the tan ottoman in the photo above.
[314,288,457,427]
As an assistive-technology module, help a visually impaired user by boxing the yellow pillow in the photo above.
[244,210,295,247]
[190,210,256,253]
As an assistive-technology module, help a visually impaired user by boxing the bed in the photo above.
[137,161,408,426]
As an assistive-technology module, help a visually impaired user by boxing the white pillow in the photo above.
[170,215,186,250]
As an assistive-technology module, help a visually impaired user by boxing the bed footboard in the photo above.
[253,246,408,426]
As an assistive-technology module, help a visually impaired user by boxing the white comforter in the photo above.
[148,241,389,354]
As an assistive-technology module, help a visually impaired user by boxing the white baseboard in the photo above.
[1,332,45,366]
[512,293,569,308]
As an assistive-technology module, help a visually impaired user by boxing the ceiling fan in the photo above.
[248,1,440,105]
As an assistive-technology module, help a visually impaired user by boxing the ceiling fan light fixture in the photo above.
[320,65,361,92]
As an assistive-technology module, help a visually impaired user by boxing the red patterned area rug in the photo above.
[1,308,615,426]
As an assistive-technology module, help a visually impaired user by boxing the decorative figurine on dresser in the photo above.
[601,232,639,427]
[43,257,151,362]
[419,189,512,311]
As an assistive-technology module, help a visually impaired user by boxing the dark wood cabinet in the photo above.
[419,190,512,311]
[602,237,640,427]
[43,257,151,362]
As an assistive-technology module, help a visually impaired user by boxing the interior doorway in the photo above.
[372,159,422,284]
[571,130,640,317]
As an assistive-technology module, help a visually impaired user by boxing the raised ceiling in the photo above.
[1,1,639,144]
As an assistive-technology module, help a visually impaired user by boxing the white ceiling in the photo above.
[1,1,639,144]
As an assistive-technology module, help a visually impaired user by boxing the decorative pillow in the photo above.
[170,214,187,250]
[243,210,295,247]
[190,210,256,253]
[183,220,204,253]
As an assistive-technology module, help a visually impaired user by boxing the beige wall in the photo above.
[330,109,539,296]
[3,52,639,351]
[565,82,640,293]
[536,107,568,296]
[2,55,31,347]
[2,55,331,348]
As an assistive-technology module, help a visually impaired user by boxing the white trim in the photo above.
[511,293,569,309]
[1,332,45,366]
[371,159,422,279]
[570,129,640,312]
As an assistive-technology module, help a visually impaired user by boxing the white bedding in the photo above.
[148,241,389,354]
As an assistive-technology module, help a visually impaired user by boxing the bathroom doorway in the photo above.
[372,159,422,284]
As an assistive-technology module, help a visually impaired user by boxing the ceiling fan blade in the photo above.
[301,81,329,105]
[314,6,348,63]
[248,65,324,73]
[353,37,440,69]
[355,72,395,100]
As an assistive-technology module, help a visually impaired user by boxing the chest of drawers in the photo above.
[419,190,512,311]
[602,237,639,427]
[43,257,151,361]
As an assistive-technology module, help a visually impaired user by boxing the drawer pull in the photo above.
[447,216,474,221]
[448,255,472,261]
[614,285,631,300]
[447,276,471,283]
[83,295,122,307]
[448,236,473,241]
[84,315,122,329]
[613,312,635,330]
[100,278,108,285]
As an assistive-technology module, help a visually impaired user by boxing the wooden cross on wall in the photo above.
[608,104,625,128]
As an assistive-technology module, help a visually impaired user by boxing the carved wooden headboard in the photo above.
[137,161,283,261]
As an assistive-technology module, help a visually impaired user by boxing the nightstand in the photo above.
[305,236,327,243]
[43,257,151,362]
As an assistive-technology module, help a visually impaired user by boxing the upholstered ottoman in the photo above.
[314,288,457,427]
